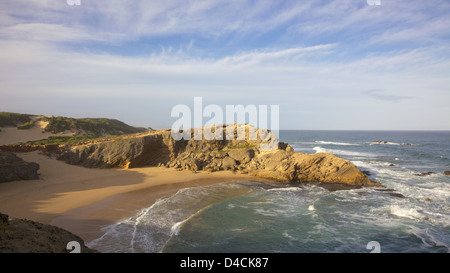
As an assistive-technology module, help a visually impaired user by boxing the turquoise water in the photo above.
[88,131,450,253]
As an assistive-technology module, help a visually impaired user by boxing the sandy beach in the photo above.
[0,151,270,243]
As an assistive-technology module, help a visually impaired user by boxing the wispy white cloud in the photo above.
[0,0,449,129]
[0,23,121,42]
[365,89,413,102]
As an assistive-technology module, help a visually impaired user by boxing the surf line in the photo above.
[180,257,215,271]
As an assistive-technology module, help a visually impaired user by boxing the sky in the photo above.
[0,0,449,130]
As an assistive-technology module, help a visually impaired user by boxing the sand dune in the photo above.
[0,120,74,145]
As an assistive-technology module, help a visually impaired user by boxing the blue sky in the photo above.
[1,0,449,130]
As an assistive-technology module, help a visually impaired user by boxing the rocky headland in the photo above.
[49,124,380,187]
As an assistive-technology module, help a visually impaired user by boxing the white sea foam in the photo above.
[352,160,395,168]
[308,204,315,211]
[315,140,359,146]
[282,231,300,241]
[369,141,401,145]
[390,205,424,220]
[253,208,281,217]
[352,160,414,182]
[267,187,303,192]
[171,219,187,236]
[367,141,419,146]
[313,146,375,157]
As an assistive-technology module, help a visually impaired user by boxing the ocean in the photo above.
[87,130,450,253]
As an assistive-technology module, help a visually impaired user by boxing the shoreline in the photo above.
[51,176,265,243]
[0,151,272,244]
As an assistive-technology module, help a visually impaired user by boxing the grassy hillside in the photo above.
[0,112,32,127]
[42,116,148,136]
[0,112,148,137]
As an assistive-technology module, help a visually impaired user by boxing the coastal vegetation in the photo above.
[42,116,147,136]
[19,136,102,146]
[0,112,148,136]
[0,112,32,127]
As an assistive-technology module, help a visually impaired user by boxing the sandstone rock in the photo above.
[0,152,40,182]
[288,152,379,186]
[57,133,172,168]
[46,124,379,187]
[227,149,255,164]
[222,156,237,170]
[257,150,290,171]
[278,142,295,154]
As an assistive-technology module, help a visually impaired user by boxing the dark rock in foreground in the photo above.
[0,212,96,253]
[0,151,39,182]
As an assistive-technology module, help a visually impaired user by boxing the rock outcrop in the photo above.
[0,152,39,182]
[414,171,434,177]
[52,124,380,187]
[444,171,450,176]
[0,212,95,253]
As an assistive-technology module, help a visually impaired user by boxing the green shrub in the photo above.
[43,116,76,133]
[0,112,32,127]
[25,136,101,145]
[74,118,146,136]
[42,116,147,136]
[17,120,36,130]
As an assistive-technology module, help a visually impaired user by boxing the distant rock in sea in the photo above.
[444,171,450,176]
[371,140,389,144]
[370,141,412,146]
[0,151,39,182]
[414,171,435,177]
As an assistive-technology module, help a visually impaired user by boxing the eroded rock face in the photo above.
[0,152,39,182]
[54,125,380,187]
[251,151,380,187]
